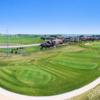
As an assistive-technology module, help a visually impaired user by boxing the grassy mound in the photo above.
[0,42,100,96]
[15,68,54,87]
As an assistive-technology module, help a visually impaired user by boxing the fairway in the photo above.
[0,42,100,96]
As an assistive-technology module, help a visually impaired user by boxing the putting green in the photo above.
[0,42,100,96]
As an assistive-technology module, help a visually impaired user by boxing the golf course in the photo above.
[0,41,100,96]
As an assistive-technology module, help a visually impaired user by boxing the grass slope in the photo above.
[0,42,100,96]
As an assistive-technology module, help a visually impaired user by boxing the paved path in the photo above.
[0,77,100,100]
[0,44,40,49]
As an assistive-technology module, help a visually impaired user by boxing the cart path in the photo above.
[0,77,100,100]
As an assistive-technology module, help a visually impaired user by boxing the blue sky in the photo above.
[0,0,100,34]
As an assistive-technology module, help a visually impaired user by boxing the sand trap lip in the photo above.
[0,77,100,100]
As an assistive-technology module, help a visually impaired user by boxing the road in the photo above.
[0,44,40,49]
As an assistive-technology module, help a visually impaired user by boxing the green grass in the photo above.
[0,42,100,96]
[0,35,43,44]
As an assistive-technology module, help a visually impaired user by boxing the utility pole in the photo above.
[6,28,9,57]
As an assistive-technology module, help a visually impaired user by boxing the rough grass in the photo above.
[0,42,100,96]
[69,84,100,100]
